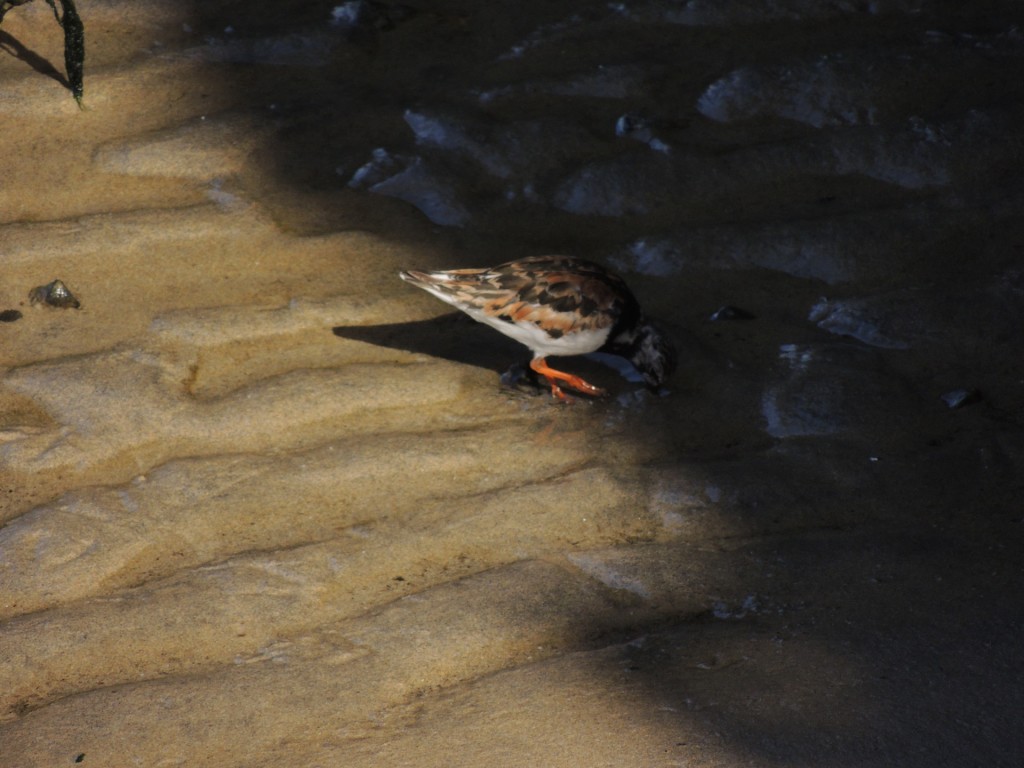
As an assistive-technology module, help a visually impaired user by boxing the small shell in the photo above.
[29,279,81,309]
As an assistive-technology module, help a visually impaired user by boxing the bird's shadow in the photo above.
[331,312,624,394]
[0,30,69,88]
[332,311,519,367]
[332,312,547,389]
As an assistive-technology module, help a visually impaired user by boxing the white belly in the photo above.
[462,306,610,358]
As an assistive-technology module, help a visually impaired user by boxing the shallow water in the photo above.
[1,0,1023,765]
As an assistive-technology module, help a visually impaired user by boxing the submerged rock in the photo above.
[761,343,915,438]
[348,149,473,226]
[810,272,1024,352]
[697,46,1012,128]
[369,160,473,227]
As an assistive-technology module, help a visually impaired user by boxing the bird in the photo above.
[399,255,676,400]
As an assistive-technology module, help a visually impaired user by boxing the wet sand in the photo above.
[2,1,1023,765]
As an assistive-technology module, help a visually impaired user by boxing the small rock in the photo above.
[29,279,81,309]
[0,309,23,322]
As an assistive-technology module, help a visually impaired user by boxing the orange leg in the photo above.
[530,357,606,400]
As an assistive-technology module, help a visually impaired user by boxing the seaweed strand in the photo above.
[45,0,85,105]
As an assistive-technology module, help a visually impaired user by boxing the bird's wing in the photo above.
[403,258,626,336]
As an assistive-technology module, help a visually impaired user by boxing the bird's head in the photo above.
[615,318,677,390]
[633,320,677,389]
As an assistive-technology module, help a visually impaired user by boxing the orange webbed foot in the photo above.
[530,358,607,401]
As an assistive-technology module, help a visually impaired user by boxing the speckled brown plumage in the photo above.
[400,255,676,399]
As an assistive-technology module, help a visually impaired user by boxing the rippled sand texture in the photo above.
[2,1,1024,765]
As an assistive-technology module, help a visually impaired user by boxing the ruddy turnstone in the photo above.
[399,255,676,399]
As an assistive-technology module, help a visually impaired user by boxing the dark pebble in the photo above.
[709,305,755,321]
